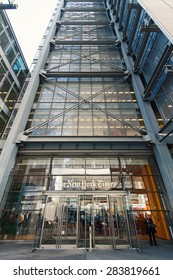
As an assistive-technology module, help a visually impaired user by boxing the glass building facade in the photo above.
[0,0,173,250]
[0,9,28,138]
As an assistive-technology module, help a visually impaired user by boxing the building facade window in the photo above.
[0,155,170,243]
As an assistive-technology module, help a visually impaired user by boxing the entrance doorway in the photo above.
[40,192,137,250]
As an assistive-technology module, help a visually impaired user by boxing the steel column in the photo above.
[127,7,142,54]
[118,0,126,30]
[0,0,65,208]
[122,7,131,41]
[107,0,173,211]
[133,31,150,72]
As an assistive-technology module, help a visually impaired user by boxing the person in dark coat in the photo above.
[145,217,157,246]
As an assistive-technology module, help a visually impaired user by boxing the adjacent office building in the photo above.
[0,6,28,140]
[0,0,173,250]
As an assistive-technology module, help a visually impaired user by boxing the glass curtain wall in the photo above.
[0,155,170,242]
[25,0,145,137]
[116,0,173,137]
[0,0,172,249]
[0,11,28,137]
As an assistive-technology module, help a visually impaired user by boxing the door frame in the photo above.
[39,190,130,250]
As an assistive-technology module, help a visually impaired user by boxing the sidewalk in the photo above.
[0,240,173,260]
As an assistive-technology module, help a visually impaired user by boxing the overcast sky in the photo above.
[6,0,58,67]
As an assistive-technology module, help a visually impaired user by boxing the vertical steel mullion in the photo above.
[84,193,87,251]
[104,79,109,135]
[84,154,87,250]
[77,77,80,136]
[122,7,131,41]
[124,195,134,249]
[115,0,121,21]
[76,195,80,248]
[39,195,48,248]
[127,8,142,54]
[56,199,61,249]
[133,31,150,72]
[46,155,53,191]
[112,0,117,15]
[118,154,125,191]
[108,195,116,249]
[92,195,95,249]
[56,196,63,249]
[59,196,65,249]
[91,78,94,136]
[119,0,126,30]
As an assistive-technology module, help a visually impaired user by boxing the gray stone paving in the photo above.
[0,240,173,260]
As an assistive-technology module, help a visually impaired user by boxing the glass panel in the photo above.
[108,196,135,249]
[1,155,171,243]
[15,157,50,175]
[52,157,85,175]
[0,209,42,242]
[41,196,78,249]
[131,210,170,242]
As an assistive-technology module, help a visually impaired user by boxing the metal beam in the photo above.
[55,24,111,44]
[52,40,117,45]
[157,117,173,142]
[140,25,160,32]
[115,0,121,21]
[43,71,127,78]
[112,0,116,15]
[119,0,126,30]
[107,0,173,212]
[19,136,144,143]
[0,0,65,208]
[0,4,17,9]
[127,3,141,9]
[23,72,147,137]
[133,30,150,72]
[65,8,106,12]
[60,21,110,25]
[122,7,131,41]
[47,44,124,73]
[127,7,142,54]
[66,0,101,2]
[164,65,173,76]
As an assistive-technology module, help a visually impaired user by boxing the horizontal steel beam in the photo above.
[127,3,142,9]
[140,25,160,32]
[42,187,128,197]
[53,40,116,45]
[43,71,127,78]
[0,4,17,9]
[66,0,102,2]
[64,8,106,12]
[43,190,128,196]
[23,136,144,143]
[59,21,110,25]
[157,117,173,142]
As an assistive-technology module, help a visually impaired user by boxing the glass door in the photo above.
[77,195,93,249]
[77,195,131,250]
[40,194,137,250]
[108,196,130,249]
[93,196,113,249]
[93,195,130,249]
[40,196,78,249]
